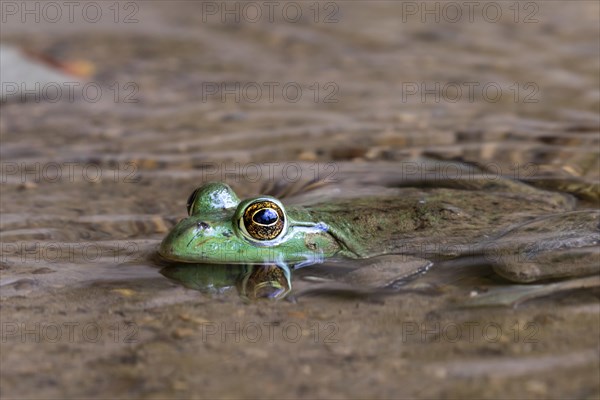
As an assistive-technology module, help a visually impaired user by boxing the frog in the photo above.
[158,177,599,284]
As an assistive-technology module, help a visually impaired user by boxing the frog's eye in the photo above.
[239,200,286,241]
[186,182,241,216]
[186,188,200,216]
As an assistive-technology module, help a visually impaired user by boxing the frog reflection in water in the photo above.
[159,179,599,295]
[160,263,292,301]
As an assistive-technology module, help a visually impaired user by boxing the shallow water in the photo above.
[1,1,599,398]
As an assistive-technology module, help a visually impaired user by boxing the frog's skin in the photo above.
[159,180,599,282]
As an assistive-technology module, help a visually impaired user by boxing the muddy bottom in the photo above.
[1,1,599,399]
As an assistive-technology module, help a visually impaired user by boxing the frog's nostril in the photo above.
[197,222,210,230]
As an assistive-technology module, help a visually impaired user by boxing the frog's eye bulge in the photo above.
[238,199,287,242]
[186,187,201,215]
[187,182,241,215]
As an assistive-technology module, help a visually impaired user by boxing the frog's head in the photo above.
[158,182,340,264]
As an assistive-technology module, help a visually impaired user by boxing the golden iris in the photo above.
[242,200,285,240]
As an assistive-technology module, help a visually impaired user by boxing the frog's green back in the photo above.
[302,184,574,258]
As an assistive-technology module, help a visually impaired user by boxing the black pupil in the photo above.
[253,208,278,225]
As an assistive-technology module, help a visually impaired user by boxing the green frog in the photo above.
[159,178,599,284]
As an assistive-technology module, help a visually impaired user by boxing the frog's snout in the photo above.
[158,218,209,259]
[158,215,238,263]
